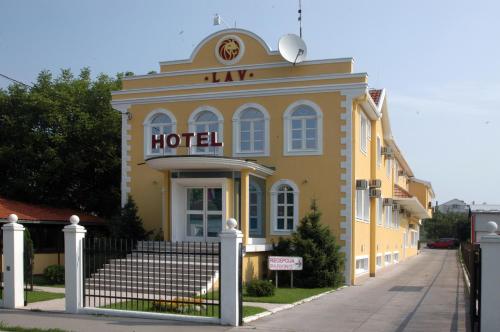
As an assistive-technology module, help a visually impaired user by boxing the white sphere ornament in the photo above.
[7,214,18,223]
[227,218,238,230]
[69,215,80,225]
[486,221,498,234]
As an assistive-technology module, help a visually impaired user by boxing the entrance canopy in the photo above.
[146,156,275,177]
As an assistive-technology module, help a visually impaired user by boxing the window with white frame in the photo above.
[410,230,418,247]
[385,253,392,265]
[386,157,392,178]
[376,137,382,167]
[284,101,323,155]
[384,205,392,227]
[233,104,269,156]
[393,252,400,263]
[377,198,383,225]
[394,161,399,183]
[355,256,369,275]
[360,113,368,153]
[376,255,382,268]
[271,180,299,234]
[144,110,176,157]
[367,120,371,141]
[189,107,223,155]
[356,188,370,222]
[393,207,399,228]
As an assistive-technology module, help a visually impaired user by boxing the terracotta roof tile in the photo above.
[369,89,383,106]
[394,185,412,199]
[0,196,104,223]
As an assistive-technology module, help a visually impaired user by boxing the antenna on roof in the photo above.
[298,0,303,38]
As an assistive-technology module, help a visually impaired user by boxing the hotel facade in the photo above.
[111,29,434,284]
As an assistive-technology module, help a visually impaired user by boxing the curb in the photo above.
[243,286,348,323]
[457,247,471,293]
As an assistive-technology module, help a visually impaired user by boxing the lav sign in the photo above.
[268,256,303,271]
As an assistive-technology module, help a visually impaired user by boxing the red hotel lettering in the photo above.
[166,134,180,148]
[210,132,223,146]
[151,134,164,149]
[151,132,224,149]
[196,132,209,147]
[182,133,195,147]
[210,70,249,83]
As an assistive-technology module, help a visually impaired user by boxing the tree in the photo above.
[423,210,470,242]
[274,200,344,288]
[108,195,151,240]
[0,68,125,217]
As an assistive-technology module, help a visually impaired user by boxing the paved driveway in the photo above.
[240,249,467,332]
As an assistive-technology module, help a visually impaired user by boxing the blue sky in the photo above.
[1,0,499,204]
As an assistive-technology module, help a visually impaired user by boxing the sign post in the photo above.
[268,256,303,288]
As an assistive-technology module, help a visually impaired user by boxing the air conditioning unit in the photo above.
[398,170,406,177]
[399,207,406,214]
[369,188,381,198]
[383,198,394,206]
[381,147,394,158]
[356,179,368,190]
[369,179,382,188]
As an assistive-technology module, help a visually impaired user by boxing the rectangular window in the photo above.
[376,137,382,167]
[393,252,400,263]
[360,114,367,153]
[356,189,370,222]
[376,255,382,268]
[367,120,371,141]
[394,162,399,183]
[384,205,392,227]
[355,257,369,275]
[385,253,392,265]
[386,158,391,178]
[377,198,383,225]
[393,208,399,228]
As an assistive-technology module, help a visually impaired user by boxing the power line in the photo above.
[0,73,33,88]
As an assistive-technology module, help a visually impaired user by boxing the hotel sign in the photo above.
[268,256,303,271]
[152,132,223,149]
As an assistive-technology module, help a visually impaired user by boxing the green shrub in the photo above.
[274,200,344,288]
[246,279,275,297]
[43,265,65,284]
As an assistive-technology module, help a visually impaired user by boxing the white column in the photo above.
[2,214,25,308]
[480,221,500,332]
[63,215,87,313]
[219,218,243,326]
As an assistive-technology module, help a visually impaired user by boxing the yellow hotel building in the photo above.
[111,29,434,284]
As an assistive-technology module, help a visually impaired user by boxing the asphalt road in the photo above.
[0,249,467,332]
[240,249,468,332]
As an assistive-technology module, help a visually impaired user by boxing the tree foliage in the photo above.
[423,210,470,242]
[108,195,151,240]
[0,68,124,217]
[274,200,344,288]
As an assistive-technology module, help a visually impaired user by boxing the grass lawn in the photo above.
[0,322,67,332]
[243,306,267,317]
[99,300,265,318]
[26,291,65,303]
[243,287,335,304]
[31,275,65,288]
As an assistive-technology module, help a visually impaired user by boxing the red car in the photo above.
[427,238,459,249]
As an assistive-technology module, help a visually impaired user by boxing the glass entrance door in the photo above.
[186,187,223,241]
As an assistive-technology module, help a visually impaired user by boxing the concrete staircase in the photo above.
[84,241,220,300]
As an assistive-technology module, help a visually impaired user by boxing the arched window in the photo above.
[283,100,323,155]
[143,109,176,157]
[233,104,269,156]
[189,106,223,155]
[270,180,299,234]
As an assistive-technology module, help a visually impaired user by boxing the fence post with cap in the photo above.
[220,218,243,326]
[1,214,24,308]
[63,215,87,313]
[480,221,500,331]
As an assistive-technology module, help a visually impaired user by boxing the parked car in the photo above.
[427,238,459,249]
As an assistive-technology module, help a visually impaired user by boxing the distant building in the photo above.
[470,204,500,243]
[437,199,469,214]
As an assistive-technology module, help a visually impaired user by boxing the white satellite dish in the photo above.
[278,34,307,65]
